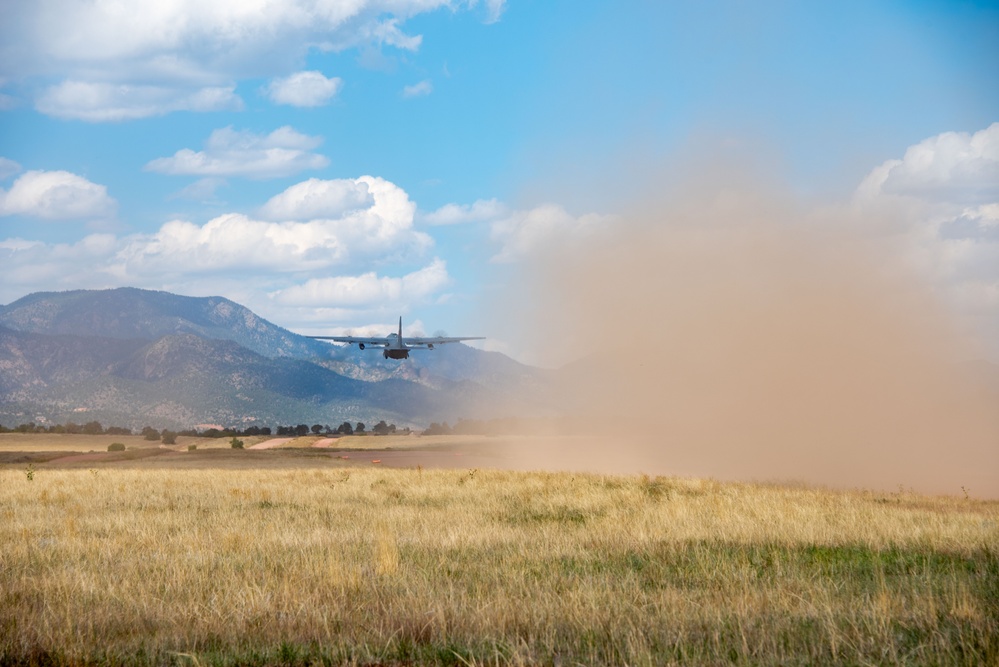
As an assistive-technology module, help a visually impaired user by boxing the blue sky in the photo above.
[1,0,997,358]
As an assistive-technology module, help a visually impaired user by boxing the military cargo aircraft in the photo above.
[308,317,484,359]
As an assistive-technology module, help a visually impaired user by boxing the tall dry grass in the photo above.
[1,466,997,665]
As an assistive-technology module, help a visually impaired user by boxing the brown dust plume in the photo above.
[499,182,999,497]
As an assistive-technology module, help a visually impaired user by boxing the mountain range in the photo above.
[0,288,551,431]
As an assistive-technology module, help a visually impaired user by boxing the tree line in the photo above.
[1,416,582,439]
[0,420,411,439]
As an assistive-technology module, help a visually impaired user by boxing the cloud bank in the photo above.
[0,175,439,329]
[489,204,616,263]
[0,0,498,120]
[273,258,450,307]
[113,176,429,274]
[856,122,999,358]
[421,198,507,225]
[860,123,999,204]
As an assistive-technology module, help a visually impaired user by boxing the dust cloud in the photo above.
[496,174,999,497]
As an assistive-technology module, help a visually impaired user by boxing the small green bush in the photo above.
[187,444,197,451]
[230,437,244,449]
[108,442,126,452]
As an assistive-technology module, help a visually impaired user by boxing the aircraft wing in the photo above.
[308,335,391,348]
[404,336,485,348]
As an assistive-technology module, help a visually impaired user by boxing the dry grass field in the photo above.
[0,433,481,454]
[0,433,274,454]
[1,450,997,666]
[244,434,486,451]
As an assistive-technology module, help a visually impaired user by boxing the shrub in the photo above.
[108,442,126,452]
[230,437,244,449]
[187,444,197,451]
[161,430,177,445]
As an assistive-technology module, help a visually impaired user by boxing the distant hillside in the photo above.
[0,288,552,430]
[0,288,328,359]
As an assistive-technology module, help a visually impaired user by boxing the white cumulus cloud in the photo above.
[858,122,999,205]
[257,176,424,259]
[265,71,343,107]
[145,126,329,179]
[273,258,450,306]
[0,170,116,221]
[259,178,374,220]
[113,214,347,273]
[111,175,428,276]
[267,71,343,107]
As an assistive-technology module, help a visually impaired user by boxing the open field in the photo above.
[0,432,482,454]
[0,433,503,471]
[1,450,997,666]
[0,433,273,453]
[245,434,487,451]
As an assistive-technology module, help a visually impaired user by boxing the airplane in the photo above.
[308,317,484,359]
